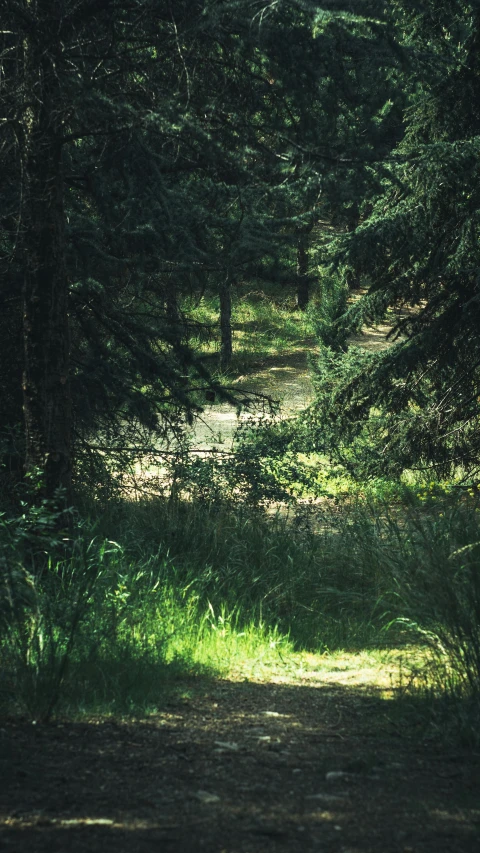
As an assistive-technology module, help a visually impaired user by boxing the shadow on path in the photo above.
[1,678,479,852]
[193,349,315,452]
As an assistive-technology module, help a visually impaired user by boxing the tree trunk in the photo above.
[165,277,181,345]
[219,279,233,370]
[296,231,310,311]
[22,27,72,504]
[346,209,361,291]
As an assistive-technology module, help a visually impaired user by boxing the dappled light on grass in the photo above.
[2,489,480,742]
[186,289,318,374]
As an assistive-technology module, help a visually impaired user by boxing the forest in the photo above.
[1,1,480,849]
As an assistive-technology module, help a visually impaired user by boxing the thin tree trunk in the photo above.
[22,29,72,504]
[219,279,232,370]
[346,209,361,291]
[296,232,310,310]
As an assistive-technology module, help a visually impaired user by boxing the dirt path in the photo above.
[1,674,479,852]
[192,318,398,453]
[192,348,316,452]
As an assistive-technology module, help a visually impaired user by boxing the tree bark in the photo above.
[219,279,233,370]
[22,22,72,504]
[296,231,310,310]
[345,209,361,291]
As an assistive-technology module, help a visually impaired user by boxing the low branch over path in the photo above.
[193,315,400,453]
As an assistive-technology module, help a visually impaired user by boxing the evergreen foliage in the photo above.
[0,0,399,498]
[309,0,480,479]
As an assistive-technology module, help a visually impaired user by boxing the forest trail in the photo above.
[4,319,478,853]
[192,318,396,452]
[192,347,316,452]
[2,666,479,852]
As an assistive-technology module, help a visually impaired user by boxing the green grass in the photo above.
[2,275,480,738]
[2,490,479,741]
[184,285,318,375]
[0,497,374,719]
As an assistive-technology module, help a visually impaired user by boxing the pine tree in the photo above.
[0,0,399,502]
[309,0,480,479]
[1,1,222,498]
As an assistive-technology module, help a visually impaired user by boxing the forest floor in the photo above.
[192,315,397,452]
[3,316,479,852]
[192,345,316,452]
[2,665,480,853]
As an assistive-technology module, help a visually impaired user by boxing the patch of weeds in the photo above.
[3,484,480,739]
[99,498,396,654]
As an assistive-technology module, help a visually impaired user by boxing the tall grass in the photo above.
[0,496,385,719]
[1,492,479,740]
[185,286,317,373]
[103,498,392,650]
[379,501,480,742]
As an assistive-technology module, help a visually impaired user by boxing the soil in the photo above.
[1,675,479,853]
[3,320,478,852]
[192,348,316,452]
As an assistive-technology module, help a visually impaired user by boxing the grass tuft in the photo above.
[1,491,479,742]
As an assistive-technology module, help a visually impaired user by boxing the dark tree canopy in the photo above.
[5,0,460,501]
[0,0,398,500]
[309,0,480,480]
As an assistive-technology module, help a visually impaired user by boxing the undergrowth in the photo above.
[185,285,317,374]
[1,491,479,743]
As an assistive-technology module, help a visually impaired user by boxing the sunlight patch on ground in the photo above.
[350,323,396,351]
[226,648,424,696]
